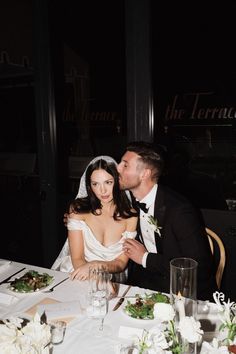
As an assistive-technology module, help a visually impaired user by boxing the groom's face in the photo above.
[117,151,143,191]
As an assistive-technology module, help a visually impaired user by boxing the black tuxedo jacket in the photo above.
[127,185,217,301]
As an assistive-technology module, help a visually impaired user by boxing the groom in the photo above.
[117,141,216,300]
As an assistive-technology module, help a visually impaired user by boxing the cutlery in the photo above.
[113,285,131,311]
[0,267,26,285]
[42,277,69,293]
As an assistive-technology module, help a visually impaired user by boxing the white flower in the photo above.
[149,326,170,350]
[0,341,21,354]
[178,316,203,343]
[134,326,171,354]
[153,303,175,323]
[3,317,23,329]
[0,313,51,354]
[0,323,18,343]
[213,291,226,312]
[21,313,51,349]
[213,291,236,345]
[200,338,229,353]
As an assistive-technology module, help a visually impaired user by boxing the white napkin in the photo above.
[0,292,18,305]
[0,260,11,273]
[118,325,144,339]
[37,300,82,320]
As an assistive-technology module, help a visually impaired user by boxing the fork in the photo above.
[42,277,68,293]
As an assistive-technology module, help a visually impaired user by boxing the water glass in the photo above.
[87,267,112,336]
[87,288,108,320]
[87,268,109,319]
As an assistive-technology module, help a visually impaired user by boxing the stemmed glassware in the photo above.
[87,267,112,337]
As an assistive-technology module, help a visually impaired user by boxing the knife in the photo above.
[113,285,131,311]
[0,267,26,285]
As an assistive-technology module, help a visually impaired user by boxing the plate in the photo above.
[123,292,169,321]
[8,270,54,294]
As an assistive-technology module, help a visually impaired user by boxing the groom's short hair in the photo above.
[126,141,165,180]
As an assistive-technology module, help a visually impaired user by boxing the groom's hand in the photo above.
[123,239,146,265]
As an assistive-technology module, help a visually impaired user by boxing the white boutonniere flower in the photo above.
[147,214,162,237]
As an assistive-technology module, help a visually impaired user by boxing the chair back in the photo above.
[205,227,226,289]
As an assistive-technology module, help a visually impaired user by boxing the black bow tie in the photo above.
[135,200,149,213]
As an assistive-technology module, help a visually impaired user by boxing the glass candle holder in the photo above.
[170,257,198,298]
[50,320,66,345]
[170,258,198,354]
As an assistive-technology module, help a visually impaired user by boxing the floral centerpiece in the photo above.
[131,292,236,354]
[0,312,51,354]
[133,302,203,354]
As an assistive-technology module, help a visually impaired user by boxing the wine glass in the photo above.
[87,268,112,337]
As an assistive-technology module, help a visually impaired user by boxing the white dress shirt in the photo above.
[137,184,158,268]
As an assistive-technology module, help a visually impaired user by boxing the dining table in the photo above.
[0,259,220,354]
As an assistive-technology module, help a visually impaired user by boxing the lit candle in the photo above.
[176,291,185,320]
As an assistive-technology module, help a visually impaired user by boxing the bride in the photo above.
[52,156,137,281]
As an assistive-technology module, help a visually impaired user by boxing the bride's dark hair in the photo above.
[70,159,137,220]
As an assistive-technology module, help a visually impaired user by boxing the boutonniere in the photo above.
[147,214,162,237]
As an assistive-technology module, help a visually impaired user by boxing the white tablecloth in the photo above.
[0,260,220,354]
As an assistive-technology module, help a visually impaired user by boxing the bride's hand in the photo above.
[70,263,91,281]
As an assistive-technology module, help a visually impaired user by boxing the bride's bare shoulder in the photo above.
[68,211,89,221]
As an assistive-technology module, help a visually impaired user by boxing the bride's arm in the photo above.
[68,228,86,270]
[93,253,129,273]
[70,253,129,281]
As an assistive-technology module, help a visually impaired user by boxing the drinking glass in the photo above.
[87,268,112,337]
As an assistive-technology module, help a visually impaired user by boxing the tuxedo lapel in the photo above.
[154,185,166,253]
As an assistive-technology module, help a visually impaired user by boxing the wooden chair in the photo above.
[205,227,226,289]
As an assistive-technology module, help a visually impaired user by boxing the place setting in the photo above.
[1,259,236,353]
[0,267,69,295]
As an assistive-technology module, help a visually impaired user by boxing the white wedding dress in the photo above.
[51,218,136,279]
